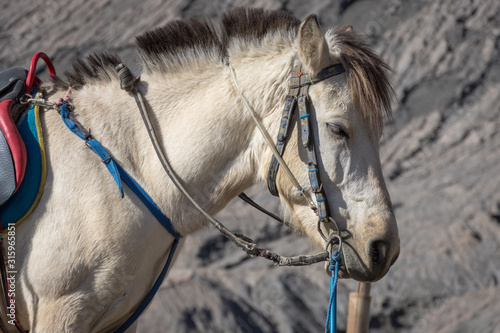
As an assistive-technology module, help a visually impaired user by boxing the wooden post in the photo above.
[346,282,371,333]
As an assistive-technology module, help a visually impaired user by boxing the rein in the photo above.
[114,54,348,264]
[116,63,333,266]
[120,56,345,331]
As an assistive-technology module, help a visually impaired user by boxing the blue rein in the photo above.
[325,251,342,333]
[59,103,181,332]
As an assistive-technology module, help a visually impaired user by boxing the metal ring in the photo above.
[317,217,342,242]
[325,234,342,254]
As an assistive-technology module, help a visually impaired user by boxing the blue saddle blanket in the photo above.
[0,100,46,229]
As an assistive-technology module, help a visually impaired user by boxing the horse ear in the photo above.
[297,15,332,74]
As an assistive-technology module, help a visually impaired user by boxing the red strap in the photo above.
[0,100,27,190]
[25,52,56,93]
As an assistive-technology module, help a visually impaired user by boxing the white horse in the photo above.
[1,8,399,332]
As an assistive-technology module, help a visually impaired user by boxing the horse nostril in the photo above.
[369,240,388,266]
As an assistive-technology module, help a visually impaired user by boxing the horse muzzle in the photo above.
[326,234,400,282]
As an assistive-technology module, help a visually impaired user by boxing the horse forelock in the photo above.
[326,26,394,135]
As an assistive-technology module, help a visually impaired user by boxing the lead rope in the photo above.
[325,251,342,333]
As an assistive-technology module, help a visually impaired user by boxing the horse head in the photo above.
[274,15,400,282]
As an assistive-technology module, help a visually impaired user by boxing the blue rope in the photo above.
[325,251,342,333]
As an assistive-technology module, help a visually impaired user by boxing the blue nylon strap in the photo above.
[86,139,124,197]
[60,104,86,140]
[114,238,180,333]
[116,163,181,239]
[59,103,180,238]
[60,104,124,197]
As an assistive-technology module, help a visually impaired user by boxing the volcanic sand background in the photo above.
[1,0,500,332]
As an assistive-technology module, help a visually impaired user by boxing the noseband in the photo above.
[266,55,345,241]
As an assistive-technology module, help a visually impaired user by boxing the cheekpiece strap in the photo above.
[267,56,304,196]
[298,95,310,148]
[267,95,297,196]
[299,97,330,223]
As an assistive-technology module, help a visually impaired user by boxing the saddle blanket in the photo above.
[0,93,46,230]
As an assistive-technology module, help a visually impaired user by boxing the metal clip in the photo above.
[325,234,342,254]
[22,96,56,108]
[19,94,33,104]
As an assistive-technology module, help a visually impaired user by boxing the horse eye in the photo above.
[327,123,349,139]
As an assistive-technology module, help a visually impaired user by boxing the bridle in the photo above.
[230,54,345,244]
[117,53,346,266]
[263,55,345,242]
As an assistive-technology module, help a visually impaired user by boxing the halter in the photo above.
[230,56,346,333]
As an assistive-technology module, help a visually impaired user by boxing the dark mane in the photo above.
[220,8,300,49]
[136,8,300,72]
[64,8,393,135]
[327,26,394,133]
[135,17,222,70]
[65,52,122,90]
[66,8,299,88]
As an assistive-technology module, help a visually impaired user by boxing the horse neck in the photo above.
[226,46,296,180]
[70,47,293,235]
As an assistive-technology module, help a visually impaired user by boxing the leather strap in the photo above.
[267,95,296,196]
[267,57,302,196]
[299,95,330,223]
[289,63,345,89]
[266,55,343,224]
